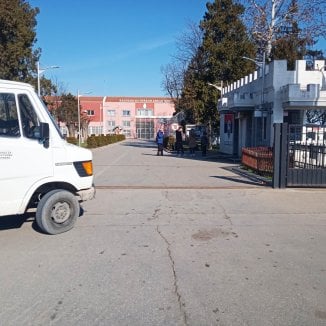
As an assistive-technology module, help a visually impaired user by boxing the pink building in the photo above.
[80,96,175,139]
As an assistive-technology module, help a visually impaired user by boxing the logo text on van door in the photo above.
[0,151,12,159]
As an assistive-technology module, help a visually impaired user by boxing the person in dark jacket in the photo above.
[156,127,164,156]
[201,131,208,156]
[175,126,184,156]
[188,129,197,157]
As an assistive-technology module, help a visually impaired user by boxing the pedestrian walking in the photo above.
[201,131,208,157]
[156,127,164,156]
[175,126,184,156]
[188,129,197,157]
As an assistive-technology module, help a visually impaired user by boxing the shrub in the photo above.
[66,137,78,145]
[87,135,98,148]
[86,134,126,148]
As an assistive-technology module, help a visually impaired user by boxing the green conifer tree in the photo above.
[179,0,256,135]
[0,0,40,82]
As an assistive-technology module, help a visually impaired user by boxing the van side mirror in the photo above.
[39,122,50,148]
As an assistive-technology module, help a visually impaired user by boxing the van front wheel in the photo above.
[36,189,80,235]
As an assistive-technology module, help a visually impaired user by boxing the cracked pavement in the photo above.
[0,139,326,326]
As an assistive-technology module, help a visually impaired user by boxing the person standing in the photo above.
[175,126,184,156]
[201,131,208,157]
[156,127,164,156]
[188,129,197,157]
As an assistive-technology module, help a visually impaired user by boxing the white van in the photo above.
[0,80,95,234]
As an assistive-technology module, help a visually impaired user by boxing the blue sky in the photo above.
[29,0,208,97]
[29,1,325,97]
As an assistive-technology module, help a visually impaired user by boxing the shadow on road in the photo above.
[0,213,35,231]
[222,166,272,187]
[121,140,156,148]
[0,207,86,233]
[211,175,267,187]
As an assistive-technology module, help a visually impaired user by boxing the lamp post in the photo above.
[241,56,263,68]
[37,61,60,96]
[77,90,92,146]
[206,82,224,150]
[101,96,106,135]
[207,82,224,95]
[242,52,266,106]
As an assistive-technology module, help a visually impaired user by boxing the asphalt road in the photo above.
[1,139,326,326]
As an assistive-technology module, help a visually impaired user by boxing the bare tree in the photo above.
[174,21,204,67]
[161,21,203,103]
[161,62,184,100]
[244,0,326,59]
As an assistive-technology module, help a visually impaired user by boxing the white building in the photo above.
[218,59,326,156]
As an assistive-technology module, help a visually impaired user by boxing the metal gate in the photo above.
[273,123,326,188]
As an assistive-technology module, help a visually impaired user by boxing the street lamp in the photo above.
[206,82,224,150]
[242,52,266,105]
[77,90,92,146]
[241,56,263,68]
[101,96,107,135]
[37,61,60,96]
[207,82,224,95]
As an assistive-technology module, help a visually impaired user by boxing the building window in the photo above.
[123,120,130,127]
[107,120,115,127]
[123,130,131,137]
[107,110,115,116]
[137,109,153,116]
[87,110,94,116]
[136,117,154,139]
[123,110,131,116]
[88,126,103,135]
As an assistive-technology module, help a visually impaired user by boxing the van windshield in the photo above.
[40,99,64,139]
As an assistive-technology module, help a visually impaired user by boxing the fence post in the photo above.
[279,123,288,188]
[273,123,288,188]
[273,123,281,188]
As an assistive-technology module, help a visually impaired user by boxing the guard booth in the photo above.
[273,123,326,188]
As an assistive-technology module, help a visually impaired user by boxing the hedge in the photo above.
[86,134,126,148]
[66,134,125,148]
[66,137,78,145]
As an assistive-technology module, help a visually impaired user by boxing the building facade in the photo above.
[218,59,326,157]
[78,96,175,140]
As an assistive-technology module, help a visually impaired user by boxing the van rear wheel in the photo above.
[36,189,80,235]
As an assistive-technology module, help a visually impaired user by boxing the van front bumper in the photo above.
[77,186,96,201]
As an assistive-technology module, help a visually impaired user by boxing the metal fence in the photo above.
[273,123,326,188]
[289,125,326,169]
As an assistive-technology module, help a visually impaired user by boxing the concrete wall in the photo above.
[218,59,326,155]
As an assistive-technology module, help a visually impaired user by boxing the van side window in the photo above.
[0,93,20,137]
[18,94,40,139]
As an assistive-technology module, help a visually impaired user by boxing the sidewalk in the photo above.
[165,143,272,186]
[92,139,268,189]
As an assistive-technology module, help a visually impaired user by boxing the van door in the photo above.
[0,92,53,216]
